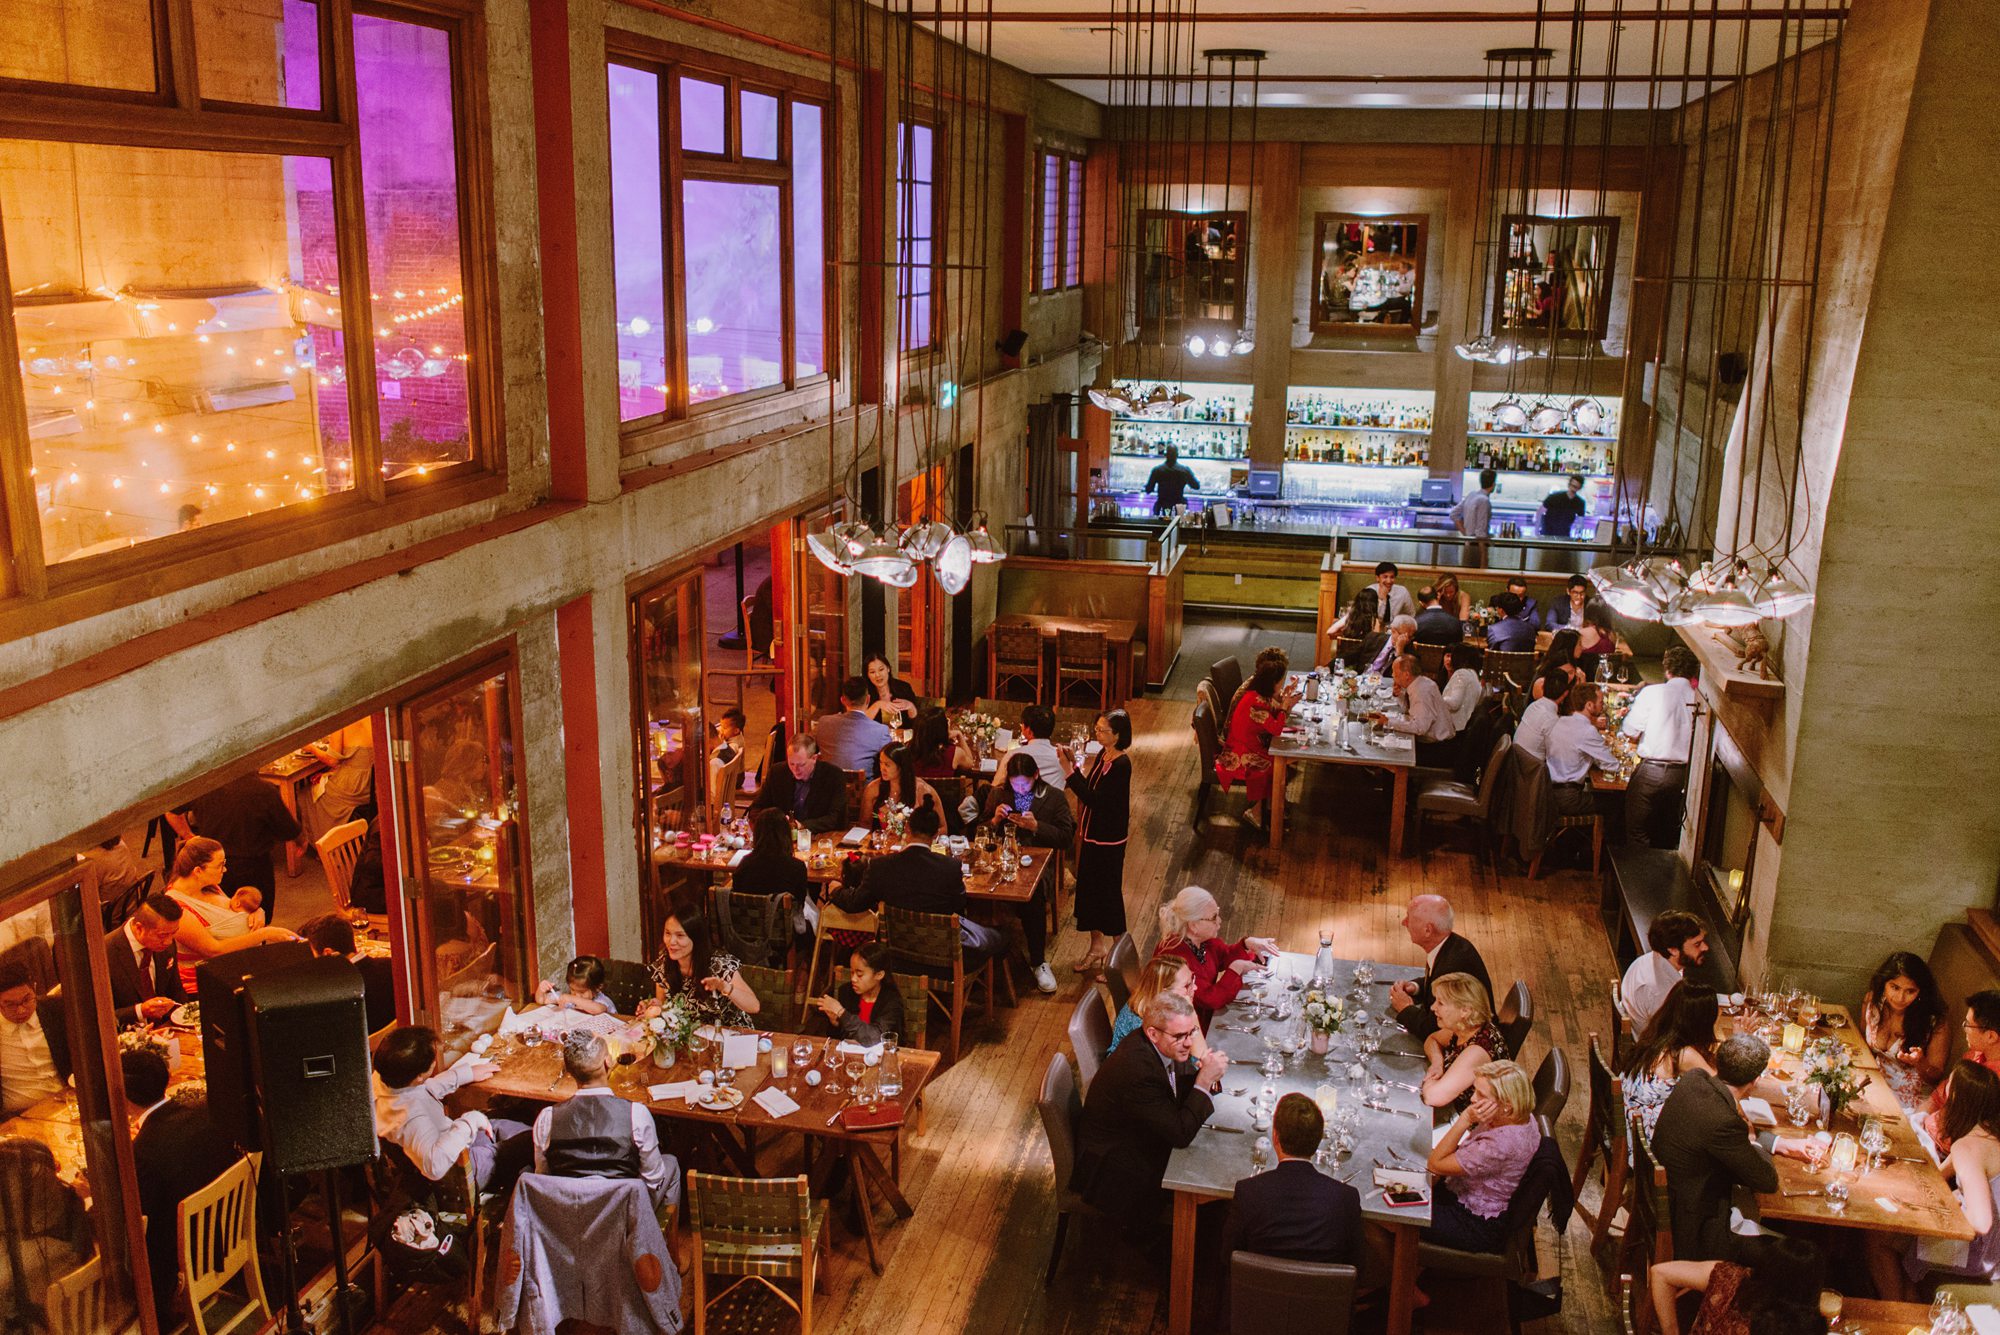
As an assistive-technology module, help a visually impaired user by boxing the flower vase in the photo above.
[651,1043,676,1070]
[1311,1030,1331,1055]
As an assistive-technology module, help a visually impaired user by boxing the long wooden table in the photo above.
[991,612,1139,705]
[1835,1297,1943,1332]
[1267,694,1416,855]
[475,1022,940,1273]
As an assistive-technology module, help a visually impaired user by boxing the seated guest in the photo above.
[1353,614,1417,678]
[124,1048,237,1329]
[811,942,906,1046]
[863,745,948,829]
[735,807,813,935]
[1485,591,1540,654]
[1618,984,1720,1141]
[837,807,1006,967]
[1872,1060,2000,1297]
[1326,586,1381,646]
[301,913,398,1032]
[1111,957,1205,1057]
[105,893,189,1027]
[1532,629,1586,700]
[1651,1034,1814,1261]
[860,653,920,724]
[1620,909,1711,1038]
[1574,597,1619,672]
[1423,1060,1540,1256]
[647,895,760,1026]
[1154,886,1277,1027]
[814,674,894,775]
[1441,644,1485,732]
[990,704,1067,791]
[1511,671,1568,760]
[1420,974,1509,1115]
[974,754,1072,994]
[709,707,747,768]
[1544,573,1593,630]
[1387,894,1492,1041]
[1860,951,1950,1105]
[1503,575,1541,625]
[1925,991,2000,1150]
[531,1031,678,1212]
[82,835,149,902]
[1225,1092,1363,1265]
[1072,992,1226,1230]
[301,729,375,844]
[1545,681,1619,818]
[0,963,69,1117]
[1650,1234,1827,1335]
[372,1024,531,1190]
[748,735,847,833]
[1432,572,1473,624]
[1413,587,1465,646]
[163,836,301,992]
[1375,653,1457,769]
[1216,648,1303,832]
[537,955,617,1016]
[909,705,976,779]
[1367,561,1416,624]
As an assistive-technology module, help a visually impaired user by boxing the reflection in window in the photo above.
[1065,157,1085,286]
[1496,215,1619,339]
[683,181,784,402]
[791,103,825,380]
[1038,153,1061,292]
[635,573,705,890]
[3,145,357,564]
[897,122,935,351]
[795,502,848,718]
[680,77,725,154]
[0,0,156,91]
[193,0,323,109]
[610,64,668,421]
[354,14,473,474]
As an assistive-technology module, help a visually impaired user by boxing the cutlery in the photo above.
[825,1096,855,1126]
[1779,1189,1821,1197]
[1201,1123,1245,1134]
[1364,1100,1418,1117]
[1230,1087,1247,1097]
[1386,1080,1423,1093]
[1231,1058,1265,1067]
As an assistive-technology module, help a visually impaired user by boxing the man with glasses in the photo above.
[1924,991,2000,1149]
[1072,992,1227,1232]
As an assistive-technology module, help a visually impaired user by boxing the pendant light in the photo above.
[1491,397,1530,431]
[934,533,973,594]
[805,529,856,575]
[1752,568,1816,619]
[1528,402,1565,434]
[965,512,1005,565]
[1568,398,1606,435]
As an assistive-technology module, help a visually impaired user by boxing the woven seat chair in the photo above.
[707,886,794,974]
[1570,1035,1630,1256]
[687,1172,828,1335]
[601,958,654,1016]
[805,903,878,1000]
[737,964,796,1032]
[989,624,1045,701]
[1413,641,1450,682]
[880,904,995,1065]
[1056,629,1110,708]
[1530,810,1605,878]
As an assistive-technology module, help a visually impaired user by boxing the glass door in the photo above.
[793,501,850,722]
[632,570,706,918]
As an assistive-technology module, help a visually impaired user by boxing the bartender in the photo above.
[1538,473,1588,538]
[1143,445,1200,516]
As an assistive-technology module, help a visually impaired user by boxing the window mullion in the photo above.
[0,219,50,600]
[664,70,689,420]
[327,5,384,501]
[162,0,201,111]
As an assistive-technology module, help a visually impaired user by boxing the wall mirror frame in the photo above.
[1493,213,1620,341]
[1132,208,1247,346]
[1311,212,1428,337]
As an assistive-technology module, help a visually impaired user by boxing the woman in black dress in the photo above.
[1060,709,1132,975]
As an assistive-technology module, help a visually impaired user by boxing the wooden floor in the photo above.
[385,615,1624,1334]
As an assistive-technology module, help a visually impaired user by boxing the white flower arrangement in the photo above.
[1804,1036,1864,1118]
[643,990,698,1054]
[1302,989,1348,1036]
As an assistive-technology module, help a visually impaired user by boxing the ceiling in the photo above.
[901,2,1842,110]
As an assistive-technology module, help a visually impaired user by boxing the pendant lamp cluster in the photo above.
[1588,555,1815,627]
[805,511,1004,595]
[1483,394,1607,436]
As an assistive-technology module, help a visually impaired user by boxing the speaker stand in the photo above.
[273,1173,308,1335]
[324,1167,357,1335]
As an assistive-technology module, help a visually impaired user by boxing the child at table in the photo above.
[536,956,617,1015]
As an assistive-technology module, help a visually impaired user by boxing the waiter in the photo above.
[1620,644,1700,847]
[1539,473,1589,538]
[1143,445,1199,516]
[1451,468,1496,567]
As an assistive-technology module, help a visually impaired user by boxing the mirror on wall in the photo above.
[1133,209,1247,345]
[1494,214,1620,339]
[1312,214,1427,336]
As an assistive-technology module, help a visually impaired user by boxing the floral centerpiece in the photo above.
[118,1028,171,1061]
[1333,673,1361,703]
[957,711,1002,755]
[1302,989,1348,1054]
[1468,602,1503,632]
[640,990,698,1068]
[877,799,911,839]
[1804,1037,1865,1120]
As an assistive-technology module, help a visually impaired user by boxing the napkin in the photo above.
[1966,1304,2000,1335]
[1377,733,1414,751]
[498,1005,555,1034]
[1373,1168,1427,1192]
[753,1087,801,1118]
[995,729,1014,749]
[840,827,870,847]
[835,1041,885,1060]
[1738,1096,1776,1128]
[722,1033,760,1069]
[728,848,748,867]
[648,1081,700,1102]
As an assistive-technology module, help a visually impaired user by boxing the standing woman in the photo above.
[1061,710,1132,976]
[1215,647,1303,832]
[162,837,300,991]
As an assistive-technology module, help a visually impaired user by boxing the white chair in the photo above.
[315,819,369,913]
[46,1253,104,1335]
[177,1153,269,1335]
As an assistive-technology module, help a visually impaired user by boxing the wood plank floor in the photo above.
[385,614,1623,1334]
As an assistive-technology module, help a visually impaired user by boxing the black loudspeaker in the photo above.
[996,328,1029,359]
[197,943,314,1150]
[244,957,377,1174]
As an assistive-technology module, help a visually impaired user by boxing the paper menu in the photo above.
[722,1033,760,1069]
[753,1087,801,1118]
[1372,1168,1427,1192]
[1738,1096,1776,1128]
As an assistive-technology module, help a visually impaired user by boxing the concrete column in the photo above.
[1426,144,1484,480]
[1247,141,1301,472]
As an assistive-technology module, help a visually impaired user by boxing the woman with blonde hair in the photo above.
[1420,972,1509,1115]
[1423,1058,1541,1255]
[1108,956,1207,1057]
[1152,886,1278,1024]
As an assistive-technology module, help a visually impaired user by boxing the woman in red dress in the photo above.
[1215,646,1303,830]
[1152,885,1278,1025]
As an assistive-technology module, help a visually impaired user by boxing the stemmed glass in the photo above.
[791,1038,813,1095]
[844,1056,866,1098]
[1859,1117,1890,1172]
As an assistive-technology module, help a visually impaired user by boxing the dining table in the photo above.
[472,1015,940,1273]
[1830,1296,1951,1333]
[1267,677,1416,855]
[1162,948,1432,1335]
[4,1022,208,1198]
[258,748,328,876]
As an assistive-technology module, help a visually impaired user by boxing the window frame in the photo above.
[895,112,943,356]
[0,0,503,628]
[1034,146,1085,296]
[604,35,833,438]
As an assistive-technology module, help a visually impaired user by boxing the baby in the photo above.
[535,955,617,1016]
[228,886,267,929]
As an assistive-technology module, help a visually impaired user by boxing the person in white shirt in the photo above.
[1544,680,1619,817]
[1371,561,1417,624]
[1621,645,1701,848]
[988,704,1067,791]
[372,1024,531,1190]
[1511,670,1569,760]
[1377,654,1458,768]
[0,963,67,1117]
[1452,468,1497,566]
[1441,644,1486,731]
[1619,909,1711,1038]
[531,1032,679,1212]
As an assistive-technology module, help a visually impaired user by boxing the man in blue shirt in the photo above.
[813,675,894,774]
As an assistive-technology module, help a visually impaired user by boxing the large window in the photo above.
[608,53,829,427]
[1035,148,1085,294]
[0,4,491,590]
[896,119,938,353]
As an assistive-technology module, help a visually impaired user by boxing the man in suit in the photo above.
[106,893,189,1027]
[1414,586,1466,647]
[0,961,70,1117]
[1387,894,1491,1040]
[301,913,397,1032]
[124,1046,242,1328]
[813,675,893,775]
[1354,614,1417,677]
[1073,992,1227,1231]
[1651,1035,1813,1261]
[748,735,848,833]
[836,808,1005,964]
[1225,1093,1363,1265]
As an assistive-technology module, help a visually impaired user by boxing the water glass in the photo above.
[1252,1136,1271,1169]
[1822,1175,1850,1212]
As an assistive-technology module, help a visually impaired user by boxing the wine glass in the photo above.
[1818,1290,1842,1331]
[844,1056,866,1098]
[1859,1117,1889,1171]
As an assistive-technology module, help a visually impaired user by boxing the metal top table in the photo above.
[1267,687,1418,854]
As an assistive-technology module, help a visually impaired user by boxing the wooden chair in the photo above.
[1104,933,1139,1014]
[840,770,870,827]
[880,904,996,1065]
[687,1172,828,1335]
[1622,1124,1673,1334]
[1497,980,1533,1057]
[316,819,369,914]
[1055,628,1110,708]
[1413,734,1512,863]
[1616,1272,1643,1335]
[708,886,794,974]
[1229,1252,1357,1335]
[1483,649,1540,692]
[738,964,797,1032]
[1531,1047,1571,1123]
[1035,1053,1102,1287]
[1067,991,1113,1092]
[1413,641,1450,682]
[99,869,155,933]
[988,623,1045,701]
[708,746,747,825]
[1571,1035,1630,1255]
[46,1254,104,1335]
[1530,809,1606,879]
[177,1153,270,1335]
[805,903,878,1000]
[1334,635,1366,668]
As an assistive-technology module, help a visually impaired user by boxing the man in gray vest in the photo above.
[530,1031,679,1212]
